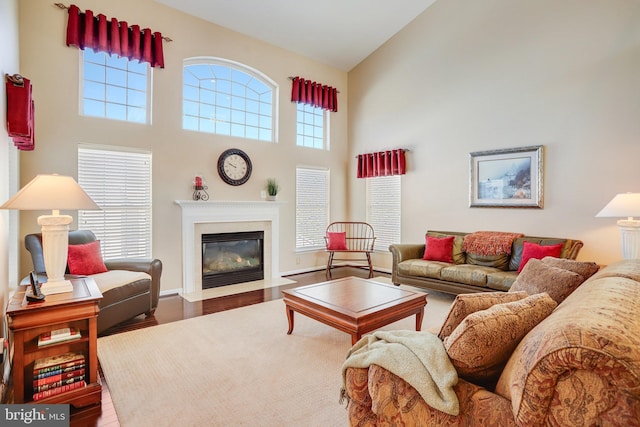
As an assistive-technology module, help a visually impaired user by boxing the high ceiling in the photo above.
[154,0,437,71]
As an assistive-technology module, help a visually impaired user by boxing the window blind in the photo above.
[77,146,152,259]
[366,175,401,252]
[296,167,329,250]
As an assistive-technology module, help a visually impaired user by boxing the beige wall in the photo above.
[349,0,640,267]
[1,0,20,335]
[17,0,348,292]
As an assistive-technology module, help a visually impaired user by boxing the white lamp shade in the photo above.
[0,174,100,294]
[596,193,640,219]
[0,174,100,211]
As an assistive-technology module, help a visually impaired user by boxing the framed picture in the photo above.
[469,145,544,208]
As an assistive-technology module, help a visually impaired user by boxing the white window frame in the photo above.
[80,48,151,124]
[77,145,153,260]
[366,175,401,252]
[183,57,278,142]
[296,167,330,251]
[296,103,328,150]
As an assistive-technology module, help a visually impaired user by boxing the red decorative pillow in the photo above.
[326,232,348,250]
[423,235,455,263]
[67,240,108,275]
[518,241,563,272]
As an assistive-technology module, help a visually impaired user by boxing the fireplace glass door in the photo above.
[202,231,264,288]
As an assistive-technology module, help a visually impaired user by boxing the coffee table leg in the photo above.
[286,305,295,335]
[415,307,424,331]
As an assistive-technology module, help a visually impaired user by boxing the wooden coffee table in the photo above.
[282,276,427,344]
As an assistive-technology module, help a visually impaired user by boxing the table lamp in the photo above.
[1,174,100,294]
[596,192,640,259]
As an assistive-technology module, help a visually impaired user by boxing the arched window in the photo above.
[183,58,277,142]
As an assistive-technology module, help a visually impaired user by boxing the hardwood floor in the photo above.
[90,267,387,427]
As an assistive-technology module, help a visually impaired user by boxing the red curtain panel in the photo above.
[5,75,35,151]
[65,4,165,68]
[290,76,338,112]
[357,149,407,178]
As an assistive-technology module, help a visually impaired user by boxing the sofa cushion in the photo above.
[67,240,108,275]
[398,259,447,279]
[541,256,599,279]
[91,270,152,308]
[509,238,566,271]
[444,293,557,384]
[438,291,529,340]
[466,253,510,270]
[326,232,347,250]
[517,242,563,272]
[422,235,454,263]
[427,232,467,264]
[510,258,586,304]
[440,265,501,287]
[486,271,519,291]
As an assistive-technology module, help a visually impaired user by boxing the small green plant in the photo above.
[266,178,279,197]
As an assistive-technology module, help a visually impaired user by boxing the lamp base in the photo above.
[617,219,640,259]
[41,279,74,295]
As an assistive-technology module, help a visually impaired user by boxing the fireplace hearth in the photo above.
[202,231,264,288]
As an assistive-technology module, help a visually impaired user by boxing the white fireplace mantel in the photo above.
[175,200,285,294]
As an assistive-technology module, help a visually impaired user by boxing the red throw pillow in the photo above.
[423,235,455,263]
[326,232,348,250]
[67,240,108,275]
[518,241,563,272]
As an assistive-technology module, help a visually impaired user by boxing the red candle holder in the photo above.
[192,176,209,201]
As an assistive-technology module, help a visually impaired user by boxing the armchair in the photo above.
[24,230,162,334]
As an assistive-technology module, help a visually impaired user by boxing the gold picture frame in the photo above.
[469,145,544,208]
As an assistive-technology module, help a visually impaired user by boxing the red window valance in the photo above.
[290,76,338,112]
[5,74,35,151]
[357,149,407,178]
[65,4,165,68]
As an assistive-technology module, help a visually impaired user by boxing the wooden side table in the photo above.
[6,277,102,410]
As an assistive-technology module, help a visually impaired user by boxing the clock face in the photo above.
[217,148,252,186]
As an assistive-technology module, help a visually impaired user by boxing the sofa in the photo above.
[390,230,583,294]
[24,230,162,335]
[343,258,640,426]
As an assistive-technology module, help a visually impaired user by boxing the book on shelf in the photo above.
[33,352,85,376]
[33,367,85,388]
[37,327,81,347]
[33,373,85,393]
[34,363,86,380]
[32,379,86,401]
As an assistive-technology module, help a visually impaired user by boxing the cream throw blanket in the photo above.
[340,330,459,416]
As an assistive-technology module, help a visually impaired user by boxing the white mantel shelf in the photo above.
[175,200,285,294]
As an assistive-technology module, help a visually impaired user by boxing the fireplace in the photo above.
[202,231,264,288]
[176,200,283,295]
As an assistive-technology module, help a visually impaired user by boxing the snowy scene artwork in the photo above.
[469,145,544,208]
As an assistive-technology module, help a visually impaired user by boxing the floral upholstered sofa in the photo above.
[390,230,584,294]
[343,258,640,426]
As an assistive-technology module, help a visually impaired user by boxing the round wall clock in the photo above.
[217,148,252,186]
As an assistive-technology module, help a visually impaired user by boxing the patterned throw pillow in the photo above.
[510,258,587,304]
[540,256,600,279]
[443,293,557,383]
[437,291,529,340]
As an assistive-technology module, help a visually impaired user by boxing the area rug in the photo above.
[98,288,454,426]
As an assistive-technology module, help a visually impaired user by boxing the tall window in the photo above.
[296,103,327,150]
[183,58,276,142]
[77,145,152,259]
[81,48,150,123]
[296,167,329,250]
[366,176,401,252]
